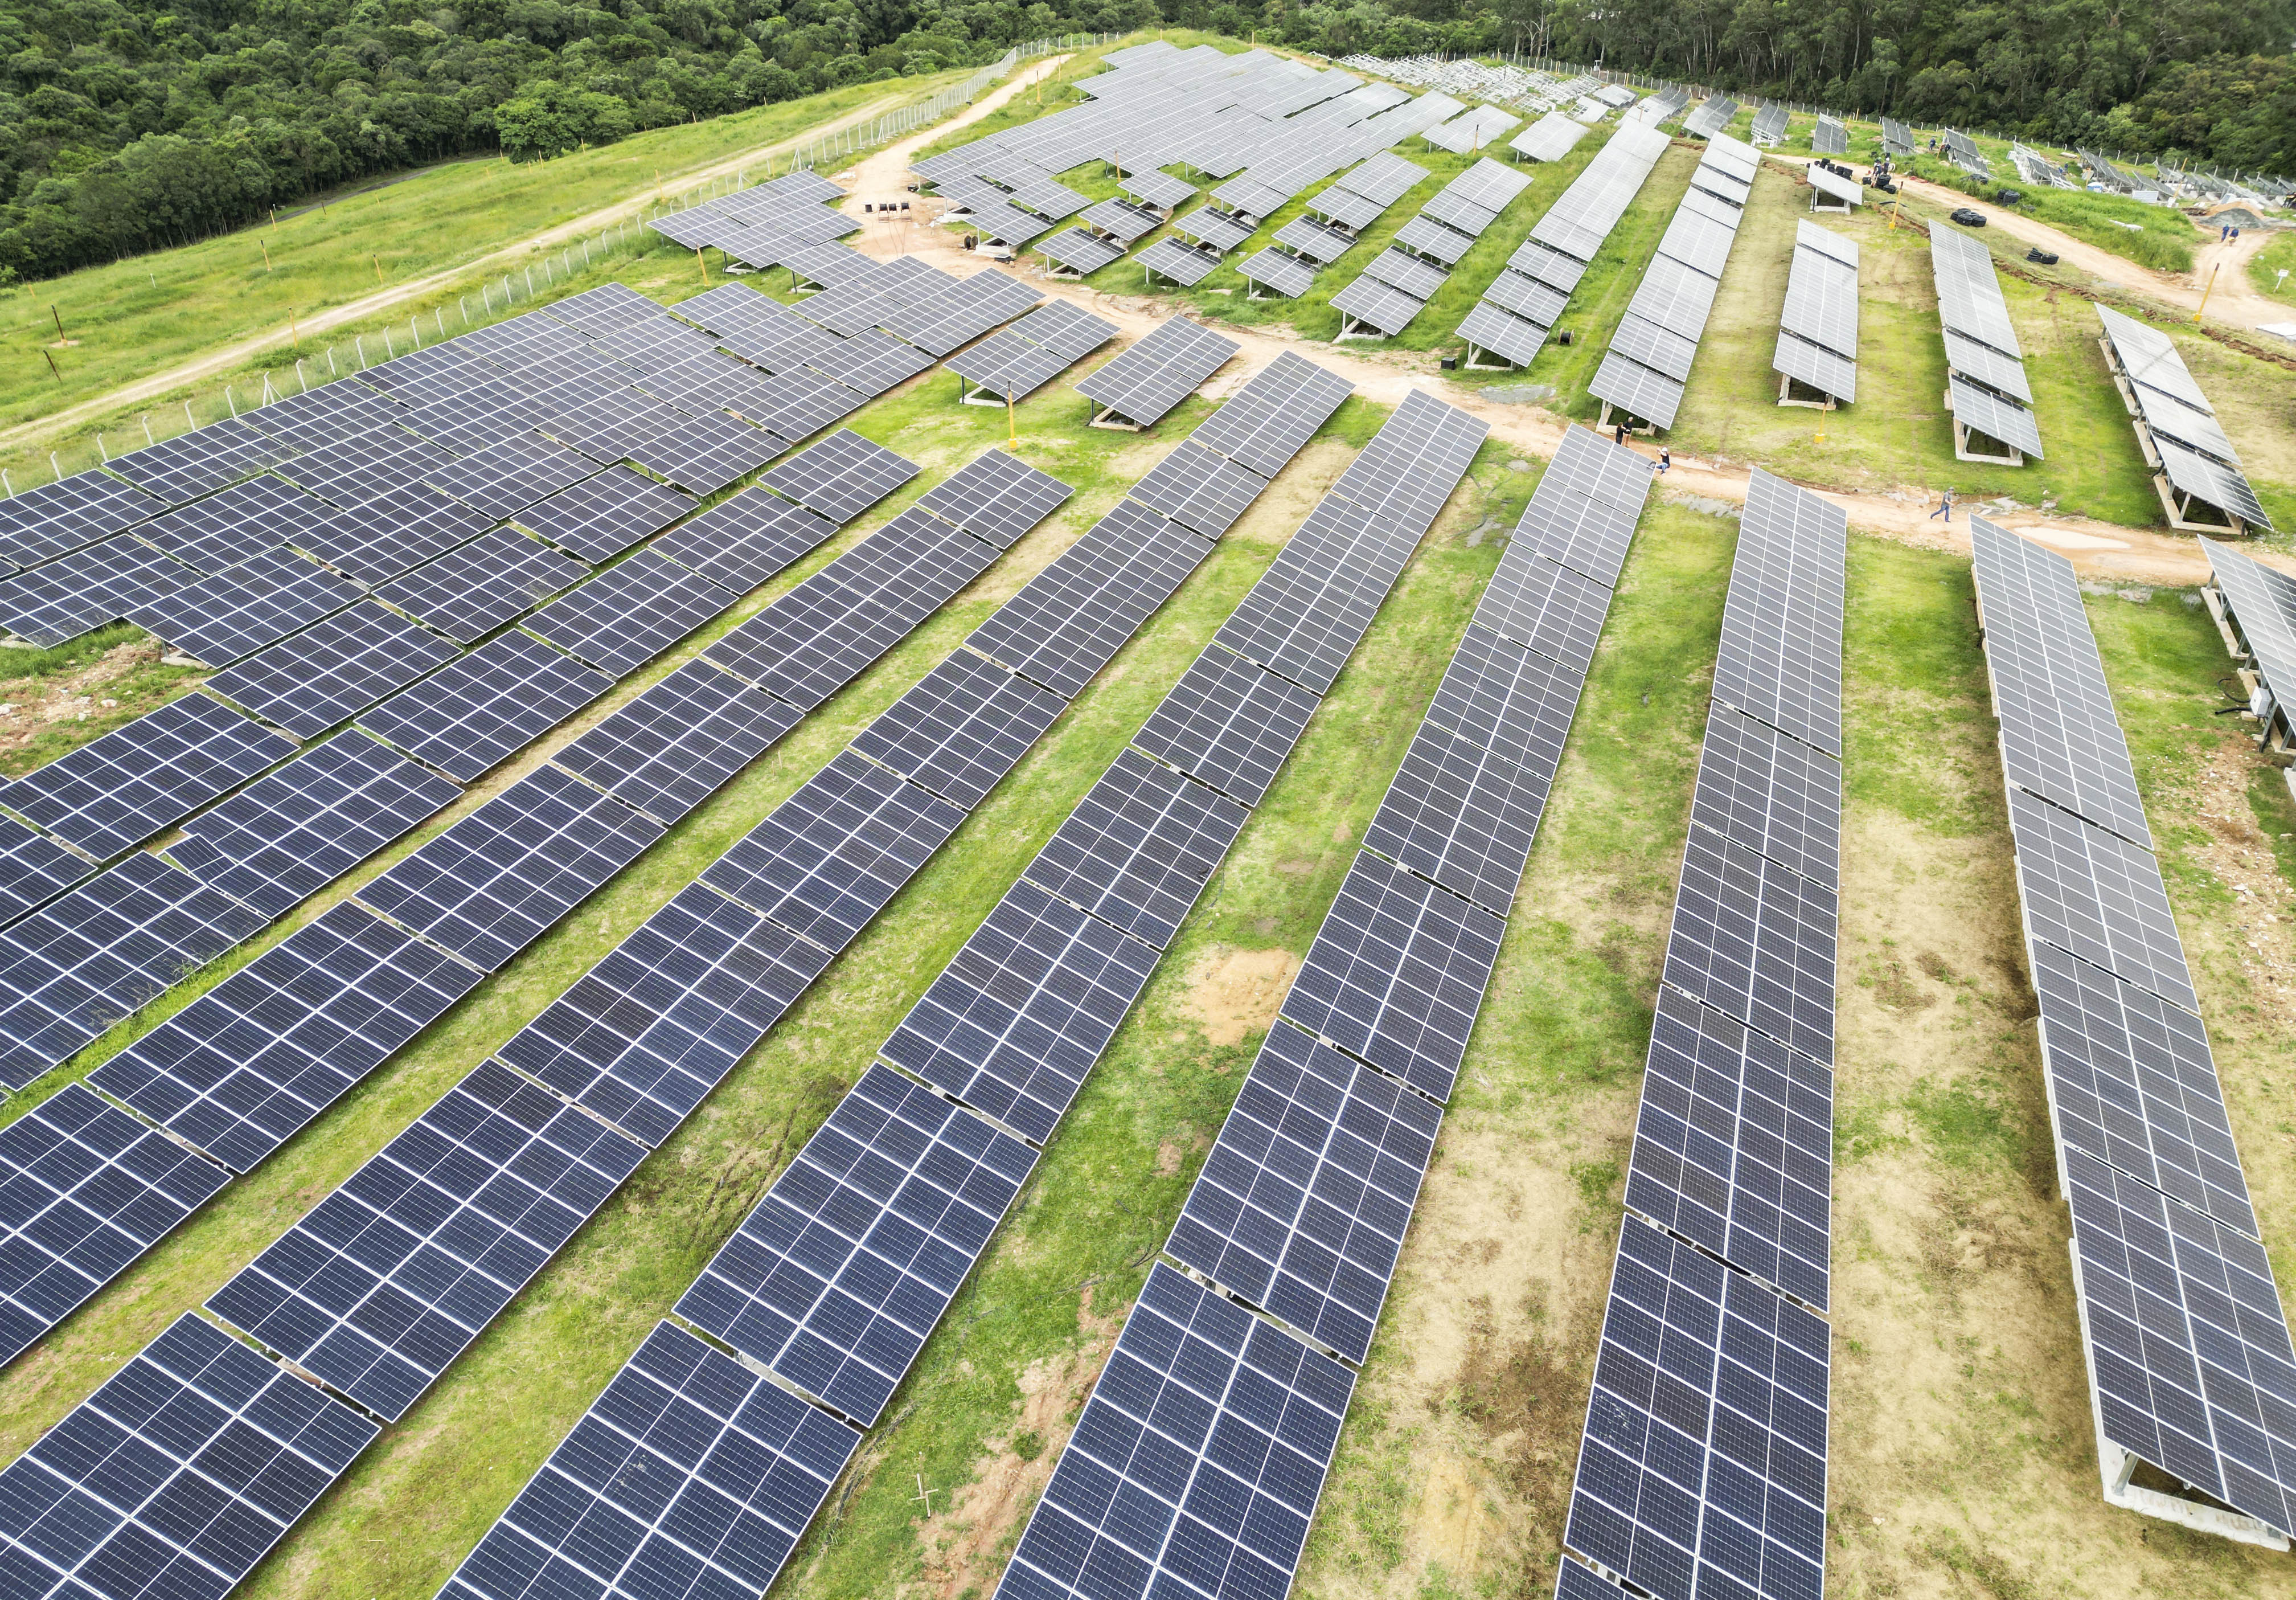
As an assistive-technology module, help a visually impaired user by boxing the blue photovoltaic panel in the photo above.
[358,630,614,782]
[652,485,838,593]
[551,660,802,826]
[0,816,93,928]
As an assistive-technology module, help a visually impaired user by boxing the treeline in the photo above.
[0,0,1158,282]
[1221,0,2295,178]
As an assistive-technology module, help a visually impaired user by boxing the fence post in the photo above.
[141,415,154,444]
[226,386,237,417]
[356,335,367,366]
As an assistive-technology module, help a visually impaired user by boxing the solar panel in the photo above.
[1305,185,1388,231]
[1189,350,1355,479]
[1329,274,1425,337]
[1813,114,1849,155]
[1006,298,1121,361]
[1168,1020,1442,1362]
[702,509,1000,708]
[1970,518,2151,848]
[1036,227,1126,275]
[525,549,739,676]
[1623,983,1834,1308]
[1563,1216,1829,1600]
[512,465,698,563]
[1687,705,1842,894]
[208,1057,646,1419]
[1125,439,1269,541]
[1662,822,1839,1066]
[296,481,493,586]
[250,378,416,451]
[1021,747,1247,951]
[551,660,800,826]
[0,691,294,859]
[1137,237,1225,287]
[948,327,1077,400]
[1335,150,1426,207]
[1363,711,1558,914]
[0,815,92,928]
[2008,787,2195,1012]
[1392,212,1475,265]
[425,431,600,518]
[373,527,589,644]
[1174,206,1254,252]
[1327,389,1489,542]
[1273,216,1356,263]
[651,485,836,594]
[273,425,453,508]
[169,729,461,917]
[88,902,483,1173]
[755,428,920,523]
[883,877,1161,1143]
[1420,186,1500,238]
[1237,247,1319,298]
[852,649,1067,808]
[1587,349,1686,431]
[0,534,191,647]
[106,415,289,504]
[1609,312,1702,382]
[0,851,272,1087]
[675,1062,1034,1420]
[0,470,163,570]
[1710,470,1849,758]
[1481,265,1571,328]
[435,1320,860,1600]
[2031,938,2253,1238]
[206,600,461,738]
[1076,316,1241,427]
[800,328,938,396]
[355,764,663,971]
[128,544,359,665]
[1131,648,1321,807]
[359,629,613,781]
[961,504,1211,700]
[1456,301,1549,368]
[700,748,966,952]
[916,449,1073,548]
[996,1262,1354,1600]
[0,1312,378,1599]
[0,1082,229,1365]
[1363,246,1450,300]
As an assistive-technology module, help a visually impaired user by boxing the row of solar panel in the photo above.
[2097,305,2273,531]
[1324,157,1532,337]
[1774,219,1861,404]
[419,347,1375,1600]
[1970,518,2296,1543]
[1560,465,1849,1600]
[998,422,1646,1600]
[1931,227,2045,459]
[1456,120,1673,370]
[1588,133,1762,431]
[1231,149,1436,298]
[0,440,1102,1600]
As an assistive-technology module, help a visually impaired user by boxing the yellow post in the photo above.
[289,309,298,347]
[260,239,272,271]
[1007,388,1018,451]
[697,247,709,285]
[2193,264,2220,325]
[372,253,383,283]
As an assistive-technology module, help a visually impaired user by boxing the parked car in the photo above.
[1951,207,1988,227]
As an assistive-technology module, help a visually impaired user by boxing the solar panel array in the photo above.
[1931,227,2043,459]
[436,354,1363,1600]
[1882,116,1916,154]
[1973,515,2296,1542]
[1773,219,1861,404]
[1330,157,1530,338]
[1682,96,1739,138]
[1075,314,1242,427]
[1556,466,1847,1600]
[1456,120,1671,369]
[1813,114,1849,154]
[995,423,1654,1600]
[645,169,857,266]
[1589,134,1762,429]
[1510,111,1590,163]
[2204,541,2296,768]
[1946,128,1992,177]
[1749,103,1788,145]
[948,301,1122,404]
[2097,305,2273,531]
[1424,103,1522,153]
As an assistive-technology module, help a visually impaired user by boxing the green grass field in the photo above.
[2253,230,2296,306]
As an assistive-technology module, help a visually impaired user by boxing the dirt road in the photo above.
[0,84,929,453]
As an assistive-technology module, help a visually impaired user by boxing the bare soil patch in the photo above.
[1178,945,1298,1045]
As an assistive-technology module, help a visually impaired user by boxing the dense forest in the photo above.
[1,0,2287,285]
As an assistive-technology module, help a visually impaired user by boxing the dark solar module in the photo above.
[1006,300,1121,361]
[1563,1216,1829,1600]
[1711,469,1849,758]
[1136,238,1224,286]
[209,1057,645,1419]
[1418,188,1499,239]
[0,470,163,570]
[106,414,288,504]
[962,503,1211,698]
[1623,984,1834,1308]
[296,481,492,586]
[1023,747,1247,950]
[0,1083,228,1366]
[538,388,691,464]
[1512,465,1648,591]
[999,1262,1353,1600]
[424,430,600,518]
[128,545,359,665]
[273,425,455,508]
[1328,273,1426,337]
[1609,311,1702,382]
[1130,647,1321,806]
[0,815,93,928]
[1278,849,1504,1102]
[206,601,461,738]
[1480,265,1570,328]
[1361,719,1555,915]
[551,660,801,826]
[1510,236,1590,292]
[1037,227,1127,276]
[1189,350,1355,478]
[1126,439,1269,539]
[0,1313,378,1596]
[434,1320,860,1600]
[89,902,484,1173]
[0,852,272,1086]
[1238,247,1320,298]
[624,409,786,497]
[134,473,327,574]
[1167,1021,1442,1362]
[756,428,921,523]
[2008,788,2194,1011]
[882,877,1161,1144]
[675,1063,1034,1420]
[701,748,966,952]
[547,282,673,334]
[248,379,413,451]
[702,508,1000,709]
[525,548,740,677]
[1688,705,1843,891]
[1663,823,1839,1065]
[169,730,461,919]
[501,881,829,1146]
[358,629,613,781]
[852,649,1067,808]
[0,690,293,858]
[887,271,1045,358]
[1392,212,1476,265]
[1328,389,1488,539]
[1273,215,1358,263]
[1211,496,1413,694]
[800,329,937,396]
[355,764,663,971]
[736,364,871,443]
[2061,1145,2296,1539]
[373,527,589,644]
[946,328,1076,402]
[2030,938,2253,1237]
[512,464,697,563]
[651,486,838,593]
[1075,315,1241,427]
[1175,206,1254,252]
[916,449,1073,549]
[1472,547,1612,673]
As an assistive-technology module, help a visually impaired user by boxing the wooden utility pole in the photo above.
[43,350,60,382]
[48,305,64,341]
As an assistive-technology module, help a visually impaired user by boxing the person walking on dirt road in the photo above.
[1929,486,1955,521]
